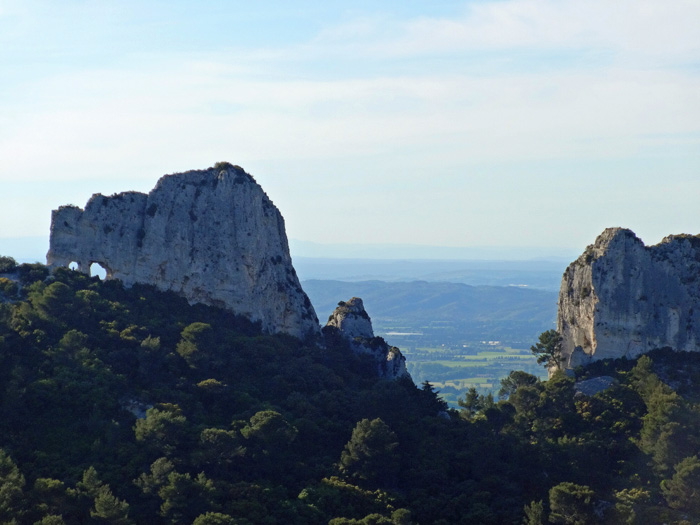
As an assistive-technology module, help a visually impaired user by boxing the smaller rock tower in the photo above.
[326,297,374,339]
[325,297,410,380]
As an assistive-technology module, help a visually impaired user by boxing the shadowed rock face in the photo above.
[325,297,410,380]
[557,227,700,370]
[47,163,319,339]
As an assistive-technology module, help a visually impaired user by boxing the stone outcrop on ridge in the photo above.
[325,297,410,380]
[557,227,700,370]
[46,163,319,339]
[574,376,618,397]
[326,297,374,339]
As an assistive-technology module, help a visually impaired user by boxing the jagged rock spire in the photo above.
[325,297,410,380]
[326,297,374,339]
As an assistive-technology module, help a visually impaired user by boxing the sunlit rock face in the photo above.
[326,297,410,380]
[557,227,700,370]
[47,163,320,339]
[326,297,374,339]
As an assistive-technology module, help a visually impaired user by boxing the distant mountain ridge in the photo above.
[294,257,568,291]
[303,279,557,344]
[290,239,577,260]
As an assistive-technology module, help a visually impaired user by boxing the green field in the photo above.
[401,344,548,407]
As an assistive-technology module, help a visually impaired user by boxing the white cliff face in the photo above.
[47,163,320,339]
[325,297,410,380]
[557,227,700,370]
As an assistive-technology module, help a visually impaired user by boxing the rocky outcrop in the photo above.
[574,376,618,397]
[557,227,700,370]
[47,163,319,339]
[325,297,410,380]
[326,297,374,339]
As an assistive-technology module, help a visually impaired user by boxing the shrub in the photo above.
[0,255,17,273]
[0,278,18,298]
[17,263,49,284]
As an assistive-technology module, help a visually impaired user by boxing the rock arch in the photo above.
[89,261,110,280]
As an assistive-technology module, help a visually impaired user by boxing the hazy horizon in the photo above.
[1,234,577,264]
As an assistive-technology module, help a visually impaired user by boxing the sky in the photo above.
[1,0,699,260]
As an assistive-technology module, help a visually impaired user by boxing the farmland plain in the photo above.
[302,272,561,406]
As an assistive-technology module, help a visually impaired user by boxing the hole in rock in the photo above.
[90,262,107,280]
[68,261,79,271]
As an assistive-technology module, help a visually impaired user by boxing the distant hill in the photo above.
[303,279,558,344]
[289,239,577,260]
[295,257,568,291]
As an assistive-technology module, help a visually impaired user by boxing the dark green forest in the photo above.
[0,259,699,524]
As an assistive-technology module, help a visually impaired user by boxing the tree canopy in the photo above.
[531,329,563,369]
[0,265,697,523]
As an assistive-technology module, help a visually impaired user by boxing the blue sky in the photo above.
[1,0,699,258]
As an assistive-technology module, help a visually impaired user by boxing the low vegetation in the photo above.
[405,345,545,406]
[0,264,698,523]
[0,255,17,274]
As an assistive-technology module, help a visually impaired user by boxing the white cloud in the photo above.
[305,0,700,63]
[2,56,697,186]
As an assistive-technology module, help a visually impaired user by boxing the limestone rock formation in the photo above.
[325,297,410,380]
[326,297,374,339]
[557,227,700,370]
[47,163,319,339]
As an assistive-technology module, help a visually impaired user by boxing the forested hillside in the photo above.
[0,261,699,524]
